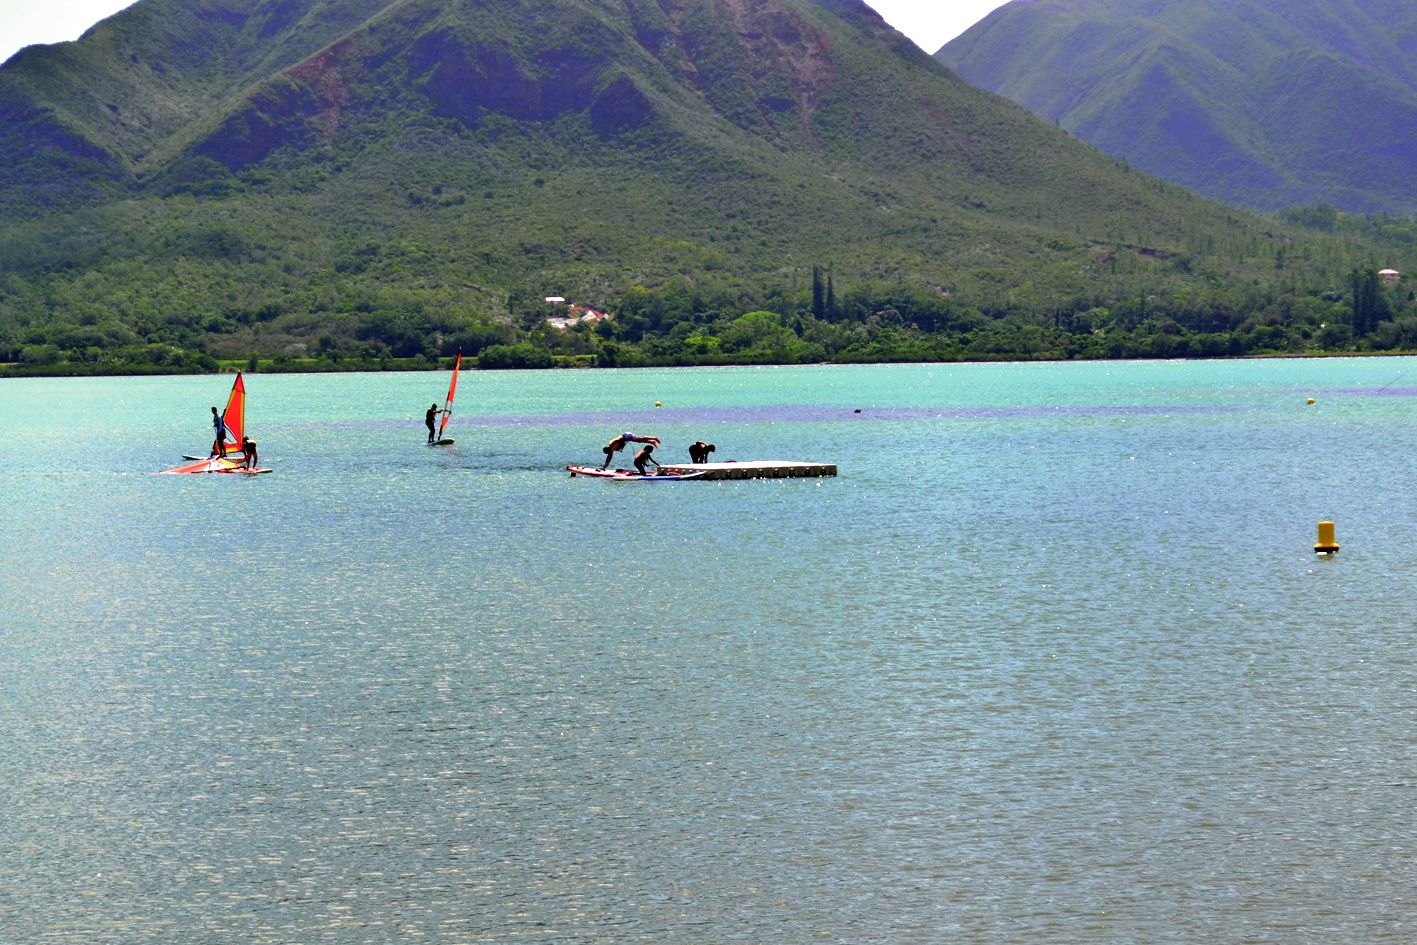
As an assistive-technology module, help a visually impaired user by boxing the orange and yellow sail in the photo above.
[219,373,245,452]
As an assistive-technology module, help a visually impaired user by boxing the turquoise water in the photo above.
[2,358,1415,943]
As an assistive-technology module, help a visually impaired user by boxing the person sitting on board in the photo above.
[425,403,445,443]
[688,441,715,464]
[600,432,661,469]
[633,443,661,476]
[240,436,258,470]
[211,406,228,457]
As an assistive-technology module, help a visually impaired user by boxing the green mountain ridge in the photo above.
[0,0,1413,374]
[936,0,1417,214]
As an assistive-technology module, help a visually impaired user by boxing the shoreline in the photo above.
[3,348,1415,380]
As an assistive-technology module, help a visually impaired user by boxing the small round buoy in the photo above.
[1307,398,1316,405]
[655,401,662,408]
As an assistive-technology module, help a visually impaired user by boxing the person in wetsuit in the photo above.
[688,441,715,464]
[211,406,228,458]
[425,403,445,443]
[601,432,661,469]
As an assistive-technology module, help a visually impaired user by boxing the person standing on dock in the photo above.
[688,441,715,464]
[600,432,660,469]
[425,403,445,444]
[633,443,661,476]
[211,406,228,458]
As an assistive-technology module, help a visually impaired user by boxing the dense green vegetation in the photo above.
[2,0,1415,377]
[937,0,1417,214]
[4,217,1413,375]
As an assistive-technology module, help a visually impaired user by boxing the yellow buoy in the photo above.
[1307,398,1316,405]
[655,401,662,407]
[1314,520,1339,555]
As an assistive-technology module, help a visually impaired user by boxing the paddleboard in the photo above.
[428,439,455,446]
[566,465,705,481]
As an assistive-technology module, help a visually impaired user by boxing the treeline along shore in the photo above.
[4,259,1415,378]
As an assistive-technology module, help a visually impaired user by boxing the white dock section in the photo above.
[659,460,836,480]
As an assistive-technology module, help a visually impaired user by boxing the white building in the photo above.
[547,304,610,331]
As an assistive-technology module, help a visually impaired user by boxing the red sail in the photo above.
[438,354,460,440]
[221,373,245,452]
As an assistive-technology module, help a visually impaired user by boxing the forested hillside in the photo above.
[1,0,1414,375]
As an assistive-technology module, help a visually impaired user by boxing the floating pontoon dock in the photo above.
[659,460,836,480]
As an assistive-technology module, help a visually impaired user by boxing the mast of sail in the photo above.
[222,372,246,452]
[438,353,460,440]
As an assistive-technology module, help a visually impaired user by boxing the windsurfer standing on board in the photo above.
[425,403,445,443]
[211,406,228,458]
[240,436,258,470]
[600,432,661,469]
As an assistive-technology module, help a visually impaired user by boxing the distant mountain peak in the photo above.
[936,0,1417,212]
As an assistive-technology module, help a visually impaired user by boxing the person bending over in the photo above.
[601,432,660,469]
[688,441,715,464]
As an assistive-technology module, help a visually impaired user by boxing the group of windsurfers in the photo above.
[210,392,714,475]
[599,433,716,474]
[208,399,709,475]
[208,404,258,469]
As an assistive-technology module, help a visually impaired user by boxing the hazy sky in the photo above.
[0,0,1009,67]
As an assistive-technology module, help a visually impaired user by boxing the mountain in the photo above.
[0,0,1410,373]
[936,0,1417,214]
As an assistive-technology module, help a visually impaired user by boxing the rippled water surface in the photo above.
[3,359,1416,943]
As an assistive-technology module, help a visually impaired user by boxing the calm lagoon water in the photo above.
[2,358,1415,943]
